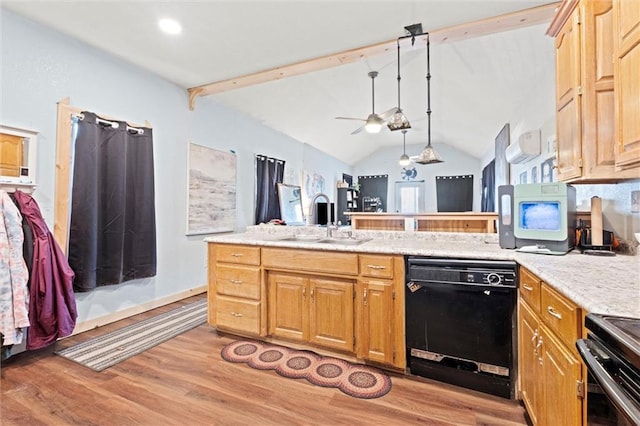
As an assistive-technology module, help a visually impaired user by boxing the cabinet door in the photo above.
[357,279,393,365]
[541,326,583,426]
[581,0,618,179]
[309,277,354,352]
[268,273,308,341]
[614,0,640,169]
[0,133,23,177]
[518,299,542,426]
[555,8,583,181]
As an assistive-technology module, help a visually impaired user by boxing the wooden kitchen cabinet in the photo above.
[0,132,24,177]
[613,0,640,169]
[356,254,406,368]
[209,244,405,369]
[548,0,638,182]
[517,266,584,425]
[268,271,355,352]
[208,243,266,337]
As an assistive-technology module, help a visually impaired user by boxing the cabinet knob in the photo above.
[522,284,533,291]
[231,253,243,257]
[230,312,243,318]
[230,279,243,284]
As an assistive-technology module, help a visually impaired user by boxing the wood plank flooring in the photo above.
[1,295,528,425]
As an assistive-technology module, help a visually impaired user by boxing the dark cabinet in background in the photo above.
[337,187,358,225]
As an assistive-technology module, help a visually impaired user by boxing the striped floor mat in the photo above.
[56,299,207,371]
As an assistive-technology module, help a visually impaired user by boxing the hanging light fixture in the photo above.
[387,39,411,131]
[415,32,444,165]
[399,130,411,166]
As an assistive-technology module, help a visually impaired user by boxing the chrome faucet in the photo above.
[309,192,337,238]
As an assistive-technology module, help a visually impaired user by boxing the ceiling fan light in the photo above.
[414,144,444,165]
[387,109,411,131]
[364,115,383,133]
[399,154,411,167]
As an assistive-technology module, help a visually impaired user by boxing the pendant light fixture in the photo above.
[387,39,411,131]
[399,130,411,166]
[415,32,444,165]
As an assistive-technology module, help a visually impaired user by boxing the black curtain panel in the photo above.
[68,111,157,292]
[436,175,474,212]
[255,155,285,224]
[358,175,388,212]
[481,160,496,212]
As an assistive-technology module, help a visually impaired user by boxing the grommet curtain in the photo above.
[68,111,156,292]
[255,155,284,224]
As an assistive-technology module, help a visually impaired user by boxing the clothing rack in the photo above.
[0,182,37,194]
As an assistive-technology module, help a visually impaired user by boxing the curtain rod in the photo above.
[74,113,144,135]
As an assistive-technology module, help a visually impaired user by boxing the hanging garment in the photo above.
[0,190,30,345]
[68,111,157,291]
[11,190,77,350]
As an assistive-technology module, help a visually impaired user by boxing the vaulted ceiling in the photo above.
[2,1,558,165]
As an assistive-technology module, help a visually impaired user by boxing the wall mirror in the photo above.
[0,124,38,186]
[277,183,305,225]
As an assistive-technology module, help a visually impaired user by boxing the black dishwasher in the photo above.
[405,257,518,399]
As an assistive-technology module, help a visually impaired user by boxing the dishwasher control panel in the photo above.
[406,257,517,288]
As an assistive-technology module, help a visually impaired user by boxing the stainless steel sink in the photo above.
[276,235,323,243]
[317,238,372,246]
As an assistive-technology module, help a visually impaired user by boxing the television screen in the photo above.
[520,202,561,231]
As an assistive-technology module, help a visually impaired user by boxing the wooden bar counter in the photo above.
[346,212,498,233]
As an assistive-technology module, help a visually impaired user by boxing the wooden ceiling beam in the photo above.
[188,2,560,110]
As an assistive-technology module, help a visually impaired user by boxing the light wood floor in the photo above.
[1,295,529,425]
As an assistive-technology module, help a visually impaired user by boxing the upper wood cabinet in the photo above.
[0,133,23,177]
[613,0,640,170]
[548,0,639,182]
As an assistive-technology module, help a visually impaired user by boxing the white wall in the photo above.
[353,142,481,212]
[0,10,351,325]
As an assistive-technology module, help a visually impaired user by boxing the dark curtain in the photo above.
[358,175,388,212]
[68,111,156,292]
[436,175,474,212]
[255,155,285,224]
[481,160,496,212]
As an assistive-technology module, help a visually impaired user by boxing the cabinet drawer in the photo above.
[216,244,260,266]
[519,267,542,313]
[359,255,394,279]
[262,248,358,276]
[216,265,260,300]
[216,295,261,335]
[540,283,581,349]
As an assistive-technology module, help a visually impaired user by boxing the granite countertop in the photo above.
[205,226,640,318]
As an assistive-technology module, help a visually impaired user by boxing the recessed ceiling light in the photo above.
[158,18,182,35]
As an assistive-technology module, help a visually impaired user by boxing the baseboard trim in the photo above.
[71,285,207,335]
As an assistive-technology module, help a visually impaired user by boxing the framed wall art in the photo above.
[186,142,237,235]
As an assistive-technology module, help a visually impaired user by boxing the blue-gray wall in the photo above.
[0,9,351,324]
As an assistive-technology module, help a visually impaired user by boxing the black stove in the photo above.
[578,313,640,425]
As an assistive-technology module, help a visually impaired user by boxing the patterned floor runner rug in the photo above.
[56,299,207,371]
[221,340,392,399]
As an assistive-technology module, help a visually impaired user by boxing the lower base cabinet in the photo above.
[209,243,406,370]
[518,266,584,425]
[268,272,355,353]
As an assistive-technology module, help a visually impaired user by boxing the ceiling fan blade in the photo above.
[351,125,366,135]
[379,107,398,121]
[336,116,366,121]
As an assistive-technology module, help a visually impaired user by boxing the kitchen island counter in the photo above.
[205,228,640,318]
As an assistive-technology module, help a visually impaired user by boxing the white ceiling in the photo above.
[2,1,557,165]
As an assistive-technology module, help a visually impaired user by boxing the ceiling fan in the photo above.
[335,71,395,135]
